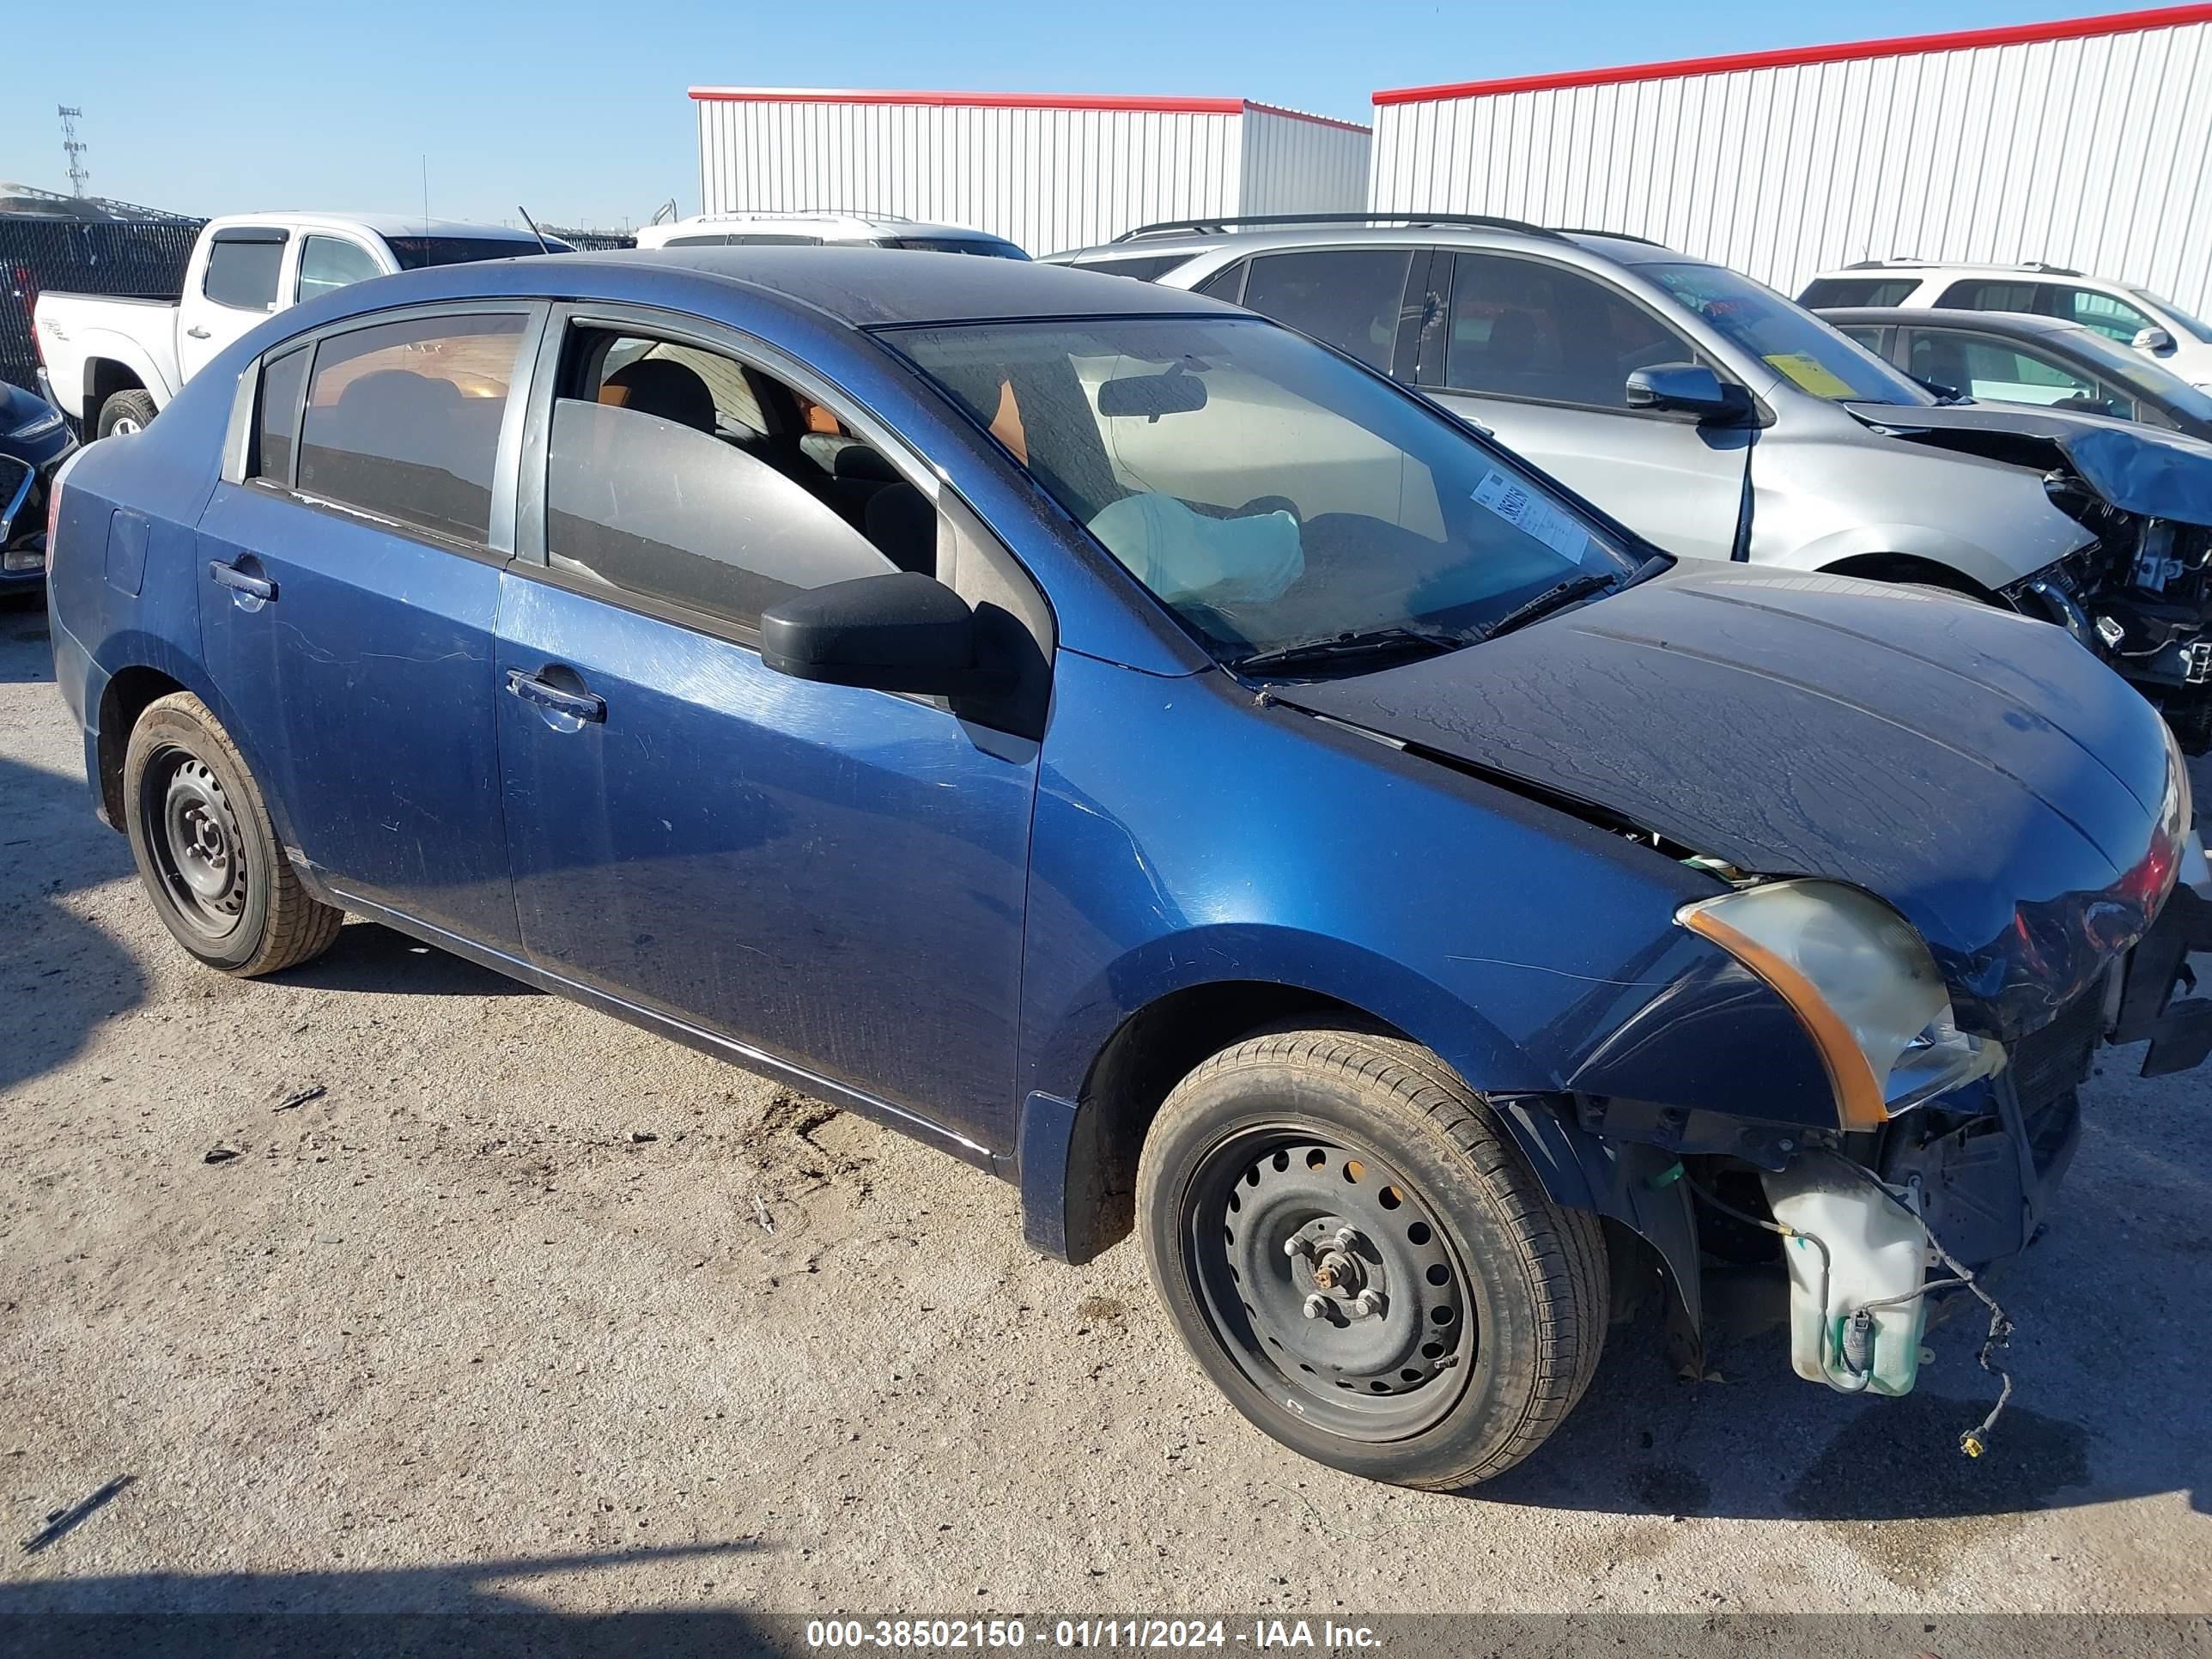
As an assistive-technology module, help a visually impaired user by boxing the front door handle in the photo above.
[505,667,606,726]
[185,325,213,340]
[206,559,276,603]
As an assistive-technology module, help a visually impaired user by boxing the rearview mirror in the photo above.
[1097,372,1208,419]
[1626,363,1751,424]
[2132,325,2176,355]
[760,571,983,696]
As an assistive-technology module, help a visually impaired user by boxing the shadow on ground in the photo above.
[0,1544,797,1657]
[0,751,144,1095]
[271,920,539,998]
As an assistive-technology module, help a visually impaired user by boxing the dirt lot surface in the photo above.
[3,594,2210,1632]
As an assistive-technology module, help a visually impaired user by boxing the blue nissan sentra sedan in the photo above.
[44,248,2212,1487]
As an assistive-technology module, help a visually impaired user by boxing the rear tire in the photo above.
[96,388,159,439]
[122,692,343,975]
[1137,1027,1607,1489]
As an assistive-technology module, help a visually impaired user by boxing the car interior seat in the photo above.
[599,360,718,435]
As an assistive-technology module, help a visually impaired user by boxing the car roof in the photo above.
[1812,259,2085,278]
[1816,306,2089,337]
[210,210,545,242]
[556,245,1240,326]
[1054,221,1689,266]
[656,212,1010,241]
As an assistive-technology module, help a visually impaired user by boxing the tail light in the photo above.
[13,265,42,366]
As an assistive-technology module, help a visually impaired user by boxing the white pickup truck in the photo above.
[33,211,569,437]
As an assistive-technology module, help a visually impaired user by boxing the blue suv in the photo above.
[46,249,2212,1487]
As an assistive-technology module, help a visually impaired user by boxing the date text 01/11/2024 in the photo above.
[804,1618,1382,1650]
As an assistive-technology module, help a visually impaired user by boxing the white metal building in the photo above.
[1368,3,2212,317]
[691,88,1371,256]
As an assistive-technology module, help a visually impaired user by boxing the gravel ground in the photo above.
[2,592,2209,1629]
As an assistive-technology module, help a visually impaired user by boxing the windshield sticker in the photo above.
[1472,470,1590,561]
[1764,351,1857,398]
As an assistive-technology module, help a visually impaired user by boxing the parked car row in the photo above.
[1045,215,2212,751]
[43,240,2212,1490]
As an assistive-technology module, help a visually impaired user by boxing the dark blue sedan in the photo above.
[45,248,2212,1486]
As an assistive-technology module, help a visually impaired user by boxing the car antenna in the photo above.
[516,205,554,255]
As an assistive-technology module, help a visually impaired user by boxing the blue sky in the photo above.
[10,0,2140,230]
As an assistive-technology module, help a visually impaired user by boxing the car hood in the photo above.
[1844,399,2212,523]
[1275,562,2179,1040]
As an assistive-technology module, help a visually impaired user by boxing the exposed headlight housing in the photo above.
[1677,878,2004,1129]
[9,407,64,441]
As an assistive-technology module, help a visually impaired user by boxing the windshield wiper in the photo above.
[1481,571,1619,640]
[1230,623,1474,678]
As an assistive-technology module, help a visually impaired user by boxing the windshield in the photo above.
[2134,288,2212,344]
[882,235,1030,259]
[1646,262,1937,405]
[889,316,1648,664]
[386,235,563,269]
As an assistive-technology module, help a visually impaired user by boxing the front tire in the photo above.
[1138,1028,1607,1489]
[96,388,159,439]
[122,692,343,975]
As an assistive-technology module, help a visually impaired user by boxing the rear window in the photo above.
[1074,252,1200,283]
[1796,276,1921,308]
[295,312,528,544]
[203,229,286,311]
[252,344,310,485]
[385,236,556,269]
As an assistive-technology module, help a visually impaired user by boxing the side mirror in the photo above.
[1626,362,1751,424]
[2132,325,2176,355]
[760,571,983,696]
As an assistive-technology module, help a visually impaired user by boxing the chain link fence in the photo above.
[2,218,636,405]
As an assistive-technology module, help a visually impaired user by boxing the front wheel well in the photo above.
[97,665,187,829]
[1820,552,1995,600]
[1047,981,1399,1265]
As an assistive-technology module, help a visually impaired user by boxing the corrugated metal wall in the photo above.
[1370,11,2212,317]
[696,95,1370,255]
[1239,108,1375,219]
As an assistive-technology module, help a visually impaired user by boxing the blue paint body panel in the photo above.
[39,247,2195,1263]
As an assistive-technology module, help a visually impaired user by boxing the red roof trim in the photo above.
[687,86,1370,131]
[1373,3,2212,105]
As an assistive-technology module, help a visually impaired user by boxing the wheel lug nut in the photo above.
[1283,1235,1315,1259]
[1302,1293,1329,1320]
[1354,1289,1385,1319]
[1334,1226,1361,1253]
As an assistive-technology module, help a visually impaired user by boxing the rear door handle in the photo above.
[185,325,212,340]
[206,559,276,602]
[505,667,605,725]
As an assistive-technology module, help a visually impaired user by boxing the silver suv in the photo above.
[1048,215,2212,740]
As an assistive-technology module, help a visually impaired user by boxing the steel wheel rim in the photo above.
[143,749,248,941]
[1182,1124,1476,1440]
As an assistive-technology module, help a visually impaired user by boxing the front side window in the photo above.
[297,236,384,302]
[203,229,286,311]
[2053,285,2154,342]
[1796,276,1921,308]
[891,315,1646,664]
[252,344,310,484]
[1648,262,1934,404]
[1445,253,1691,408]
[544,329,898,630]
[1905,331,2106,409]
[1237,250,1413,371]
[296,312,527,544]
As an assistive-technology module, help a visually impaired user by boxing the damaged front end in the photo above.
[1867,407,2212,750]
